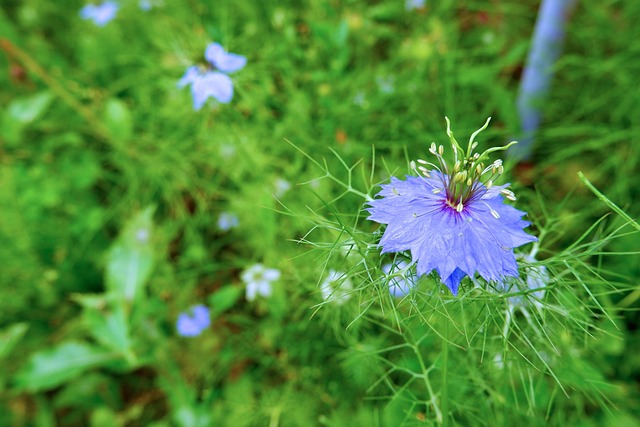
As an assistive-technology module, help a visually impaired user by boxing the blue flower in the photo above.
[139,0,154,11]
[178,43,246,110]
[176,305,210,337]
[217,212,239,231]
[80,1,119,27]
[367,118,537,296]
[406,0,426,11]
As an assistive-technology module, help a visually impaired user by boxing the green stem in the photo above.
[0,38,109,139]
[442,318,450,427]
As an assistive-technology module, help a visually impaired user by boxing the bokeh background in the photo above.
[1,1,639,426]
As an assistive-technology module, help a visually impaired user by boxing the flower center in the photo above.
[411,117,518,213]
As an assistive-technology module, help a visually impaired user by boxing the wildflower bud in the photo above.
[453,160,461,172]
[455,170,467,183]
[410,160,417,171]
[471,142,478,150]
[466,178,472,186]
[430,142,437,154]
[487,180,493,189]
[438,145,444,156]
[456,202,464,212]
[498,165,504,175]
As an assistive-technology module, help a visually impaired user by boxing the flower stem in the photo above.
[0,38,109,139]
[441,318,450,427]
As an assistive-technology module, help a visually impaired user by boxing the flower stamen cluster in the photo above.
[411,117,518,215]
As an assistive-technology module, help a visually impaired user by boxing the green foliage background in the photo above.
[0,0,639,426]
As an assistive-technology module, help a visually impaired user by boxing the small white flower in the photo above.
[320,270,353,305]
[241,264,281,301]
[135,228,150,243]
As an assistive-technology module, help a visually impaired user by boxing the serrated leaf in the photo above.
[15,341,116,392]
[102,98,133,143]
[105,207,155,302]
[0,322,29,359]
[208,286,243,318]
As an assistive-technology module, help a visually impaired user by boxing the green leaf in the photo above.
[207,286,243,318]
[0,322,29,359]
[7,90,54,124]
[1,90,54,145]
[102,98,133,143]
[105,207,156,302]
[15,341,116,392]
[75,295,133,358]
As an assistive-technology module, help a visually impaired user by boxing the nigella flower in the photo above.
[382,259,417,298]
[176,305,210,337]
[178,42,246,110]
[320,270,353,305]
[80,1,119,27]
[241,264,281,301]
[367,118,537,296]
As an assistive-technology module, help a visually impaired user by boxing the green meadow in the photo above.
[1,1,639,425]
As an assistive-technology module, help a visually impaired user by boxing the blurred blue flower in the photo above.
[273,178,292,197]
[178,43,246,110]
[176,305,210,337]
[241,264,280,301]
[367,118,537,295]
[406,0,426,11]
[217,212,239,231]
[382,259,417,298]
[139,0,154,11]
[80,1,119,27]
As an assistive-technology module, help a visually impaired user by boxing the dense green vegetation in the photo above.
[1,1,638,425]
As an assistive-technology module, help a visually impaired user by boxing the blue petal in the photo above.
[205,43,247,73]
[190,71,234,108]
[177,66,200,88]
[443,268,466,295]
